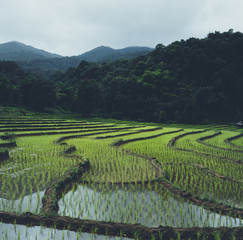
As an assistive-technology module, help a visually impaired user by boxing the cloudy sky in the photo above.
[0,0,243,56]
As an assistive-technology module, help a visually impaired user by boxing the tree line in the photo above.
[1,30,243,123]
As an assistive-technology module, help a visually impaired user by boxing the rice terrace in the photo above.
[0,108,242,240]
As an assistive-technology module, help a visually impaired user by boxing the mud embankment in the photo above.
[114,130,243,218]
[225,133,243,149]
[197,131,243,153]
[0,212,242,240]
[169,130,243,164]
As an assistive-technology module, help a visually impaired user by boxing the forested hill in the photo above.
[18,46,153,73]
[78,46,153,62]
[0,41,62,61]
[0,42,152,73]
[1,30,243,124]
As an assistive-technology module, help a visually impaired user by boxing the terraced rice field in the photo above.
[0,117,242,239]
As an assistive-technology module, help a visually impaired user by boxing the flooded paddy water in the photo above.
[0,118,242,239]
[0,222,132,240]
[58,182,242,228]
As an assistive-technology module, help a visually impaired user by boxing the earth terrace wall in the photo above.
[196,131,243,153]
[95,127,163,140]
[53,126,156,144]
[0,140,17,162]
[168,130,243,164]
[168,130,207,148]
[13,126,135,138]
[124,152,243,218]
[0,123,101,129]
[114,130,243,218]
[0,212,242,240]
[0,148,9,162]
[161,162,243,183]
[0,126,242,239]
[0,119,85,124]
[112,128,183,147]
[41,159,90,216]
[0,141,17,148]
[225,133,243,149]
[0,124,117,132]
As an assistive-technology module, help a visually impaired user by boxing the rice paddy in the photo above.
[0,116,242,239]
[231,136,243,147]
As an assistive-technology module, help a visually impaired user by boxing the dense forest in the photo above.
[0,42,152,73]
[0,30,243,123]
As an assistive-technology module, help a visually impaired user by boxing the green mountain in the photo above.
[77,46,153,62]
[0,42,152,73]
[19,45,153,73]
[0,41,62,61]
[1,30,242,124]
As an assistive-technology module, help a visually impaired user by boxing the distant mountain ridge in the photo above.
[0,41,62,61]
[78,45,153,62]
[0,41,153,73]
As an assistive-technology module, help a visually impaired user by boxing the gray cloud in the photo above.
[0,0,243,56]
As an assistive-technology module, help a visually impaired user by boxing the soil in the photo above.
[0,141,17,148]
[1,124,242,239]
[0,150,9,162]
[0,122,100,129]
[113,129,183,147]
[197,131,243,153]
[169,130,243,164]
[115,131,243,218]
[226,133,243,149]
[0,212,242,240]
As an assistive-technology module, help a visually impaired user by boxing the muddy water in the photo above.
[59,182,242,228]
[0,222,133,240]
[0,191,44,213]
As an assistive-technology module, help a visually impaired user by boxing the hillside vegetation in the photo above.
[18,46,153,74]
[0,114,242,239]
[0,30,243,124]
[0,41,62,61]
[0,42,152,73]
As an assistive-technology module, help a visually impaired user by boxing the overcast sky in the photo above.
[0,0,243,56]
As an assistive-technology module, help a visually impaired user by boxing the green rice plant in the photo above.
[123,128,243,179]
[0,222,130,240]
[203,131,243,150]
[0,134,79,213]
[213,231,221,240]
[1,119,242,238]
[229,135,243,148]
[65,135,158,183]
[174,131,243,160]
[0,138,7,144]
[120,127,243,212]
[58,182,242,228]
[165,164,242,207]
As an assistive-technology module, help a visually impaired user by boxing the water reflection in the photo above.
[0,222,132,240]
[59,182,242,228]
[0,191,44,213]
